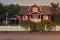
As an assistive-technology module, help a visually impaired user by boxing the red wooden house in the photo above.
[18,4,51,24]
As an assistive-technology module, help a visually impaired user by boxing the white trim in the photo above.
[30,14,41,22]
[33,7,38,12]
[40,6,42,12]
[43,15,48,20]
[28,5,42,13]
[23,15,27,20]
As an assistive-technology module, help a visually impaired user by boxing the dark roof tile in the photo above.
[19,6,29,15]
[41,6,51,14]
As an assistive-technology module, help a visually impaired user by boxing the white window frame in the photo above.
[33,7,37,12]
[23,15,27,20]
[43,15,48,20]
[33,14,39,19]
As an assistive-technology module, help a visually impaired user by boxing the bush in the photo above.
[20,21,39,32]
[38,22,54,32]
[46,24,52,31]
[38,24,45,32]
[20,20,32,29]
[20,20,54,32]
[46,22,56,31]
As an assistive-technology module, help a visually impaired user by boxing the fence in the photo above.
[0,26,30,31]
[56,25,60,31]
[0,25,60,31]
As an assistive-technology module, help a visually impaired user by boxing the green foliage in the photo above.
[51,2,59,8]
[30,23,38,32]
[38,24,45,32]
[20,21,32,29]
[51,2,60,25]
[30,26,36,32]
[46,24,52,31]
[38,22,48,32]
[5,4,20,18]
[20,21,38,31]
[0,2,20,18]
[20,21,54,32]
[0,3,6,18]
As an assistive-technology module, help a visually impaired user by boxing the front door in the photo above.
[30,14,41,22]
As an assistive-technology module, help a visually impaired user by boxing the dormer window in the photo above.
[29,4,41,13]
[33,7,37,12]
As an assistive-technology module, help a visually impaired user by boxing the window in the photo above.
[23,15,27,20]
[33,7,37,12]
[43,15,48,20]
[33,14,39,19]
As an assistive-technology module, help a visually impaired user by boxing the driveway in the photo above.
[0,32,60,40]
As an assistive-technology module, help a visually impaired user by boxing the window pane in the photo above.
[33,7,37,12]
[23,15,27,20]
[43,15,48,20]
[33,14,39,19]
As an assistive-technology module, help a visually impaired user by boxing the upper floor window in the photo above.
[33,7,37,12]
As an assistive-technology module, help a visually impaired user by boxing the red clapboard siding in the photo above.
[20,16,23,21]
[29,5,41,12]
[48,15,50,22]
[28,15,30,21]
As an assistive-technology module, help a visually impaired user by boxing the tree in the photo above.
[50,2,60,24]
[5,4,20,18]
[0,2,6,18]
[0,2,20,18]
[51,2,59,9]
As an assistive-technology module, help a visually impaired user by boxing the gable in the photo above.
[29,5,42,13]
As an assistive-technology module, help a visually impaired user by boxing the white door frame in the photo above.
[30,14,41,22]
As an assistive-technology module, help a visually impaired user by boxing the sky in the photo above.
[0,0,60,6]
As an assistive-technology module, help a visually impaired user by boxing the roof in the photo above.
[19,6,51,15]
[41,6,51,15]
[19,6,29,15]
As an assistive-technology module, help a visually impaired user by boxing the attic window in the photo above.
[33,7,37,12]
